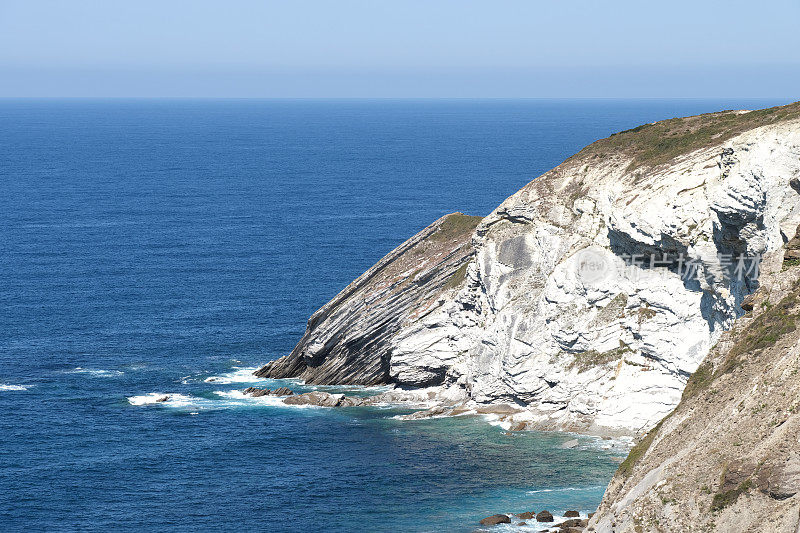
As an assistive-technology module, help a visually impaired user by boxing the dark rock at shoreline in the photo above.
[283,391,345,407]
[479,514,510,525]
[536,510,554,522]
[563,510,579,518]
[242,387,294,397]
[515,511,536,519]
[281,391,379,407]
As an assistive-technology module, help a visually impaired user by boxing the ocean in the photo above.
[0,98,786,532]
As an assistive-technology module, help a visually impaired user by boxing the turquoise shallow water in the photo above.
[0,98,788,531]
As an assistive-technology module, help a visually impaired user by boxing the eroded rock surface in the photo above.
[255,213,481,385]
[590,249,800,532]
[256,102,800,436]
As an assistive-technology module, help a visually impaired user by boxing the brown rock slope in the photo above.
[255,212,481,385]
[590,248,800,532]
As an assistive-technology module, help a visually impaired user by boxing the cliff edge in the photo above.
[256,102,800,436]
[589,243,800,532]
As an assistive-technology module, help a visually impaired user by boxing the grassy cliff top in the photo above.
[569,100,800,171]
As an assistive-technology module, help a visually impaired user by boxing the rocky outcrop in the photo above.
[478,514,510,525]
[255,213,481,385]
[256,102,800,435]
[242,386,293,397]
[589,250,800,532]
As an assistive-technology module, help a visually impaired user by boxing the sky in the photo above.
[1,0,799,98]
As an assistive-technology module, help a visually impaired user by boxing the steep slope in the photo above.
[255,213,481,385]
[256,102,800,435]
[590,248,800,532]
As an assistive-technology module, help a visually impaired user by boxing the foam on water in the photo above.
[126,389,327,411]
[214,389,322,408]
[68,367,124,378]
[126,393,206,407]
[482,413,513,431]
[526,486,607,495]
[202,366,267,384]
[0,384,30,391]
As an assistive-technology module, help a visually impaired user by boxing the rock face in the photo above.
[255,213,481,385]
[256,102,800,435]
[242,387,293,397]
[590,251,800,532]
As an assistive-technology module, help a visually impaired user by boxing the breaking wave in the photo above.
[0,384,30,391]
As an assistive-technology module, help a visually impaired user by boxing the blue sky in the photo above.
[1,0,799,97]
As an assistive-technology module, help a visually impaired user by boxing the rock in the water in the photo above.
[242,386,294,397]
[536,510,554,522]
[338,396,374,407]
[479,514,510,525]
[282,392,345,407]
[156,396,170,403]
[564,510,580,518]
[515,511,536,519]
[560,439,579,450]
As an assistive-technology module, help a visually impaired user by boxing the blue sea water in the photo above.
[0,98,788,532]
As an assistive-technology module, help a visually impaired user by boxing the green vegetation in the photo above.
[683,283,800,400]
[711,479,753,512]
[567,101,800,171]
[617,415,669,478]
[444,262,469,290]
[430,213,482,242]
[723,288,799,371]
[568,341,632,373]
[782,258,800,270]
[636,306,657,324]
[592,293,628,326]
[681,361,714,401]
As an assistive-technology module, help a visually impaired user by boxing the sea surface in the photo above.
[0,98,788,532]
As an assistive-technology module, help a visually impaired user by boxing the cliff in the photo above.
[589,246,800,532]
[255,212,481,385]
[256,101,800,436]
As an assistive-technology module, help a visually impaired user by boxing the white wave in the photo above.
[213,390,320,408]
[526,485,606,494]
[0,384,30,391]
[69,367,124,378]
[126,392,203,407]
[202,367,267,384]
[482,413,513,430]
[584,434,634,453]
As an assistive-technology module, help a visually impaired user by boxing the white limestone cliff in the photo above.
[258,103,800,437]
